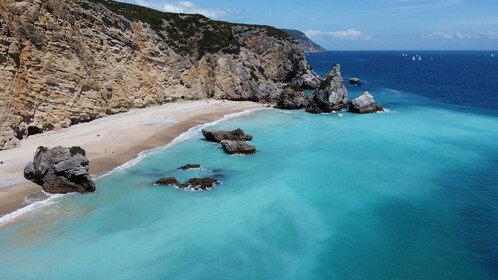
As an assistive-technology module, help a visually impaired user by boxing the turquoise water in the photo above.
[1,52,498,279]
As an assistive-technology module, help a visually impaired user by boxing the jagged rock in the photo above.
[220,140,256,154]
[178,164,201,170]
[155,177,183,187]
[306,64,350,114]
[349,78,361,85]
[154,177,219,191]
[281,29,326,53]
[202,128,252,142]
[23,146,96,194]
[291,70,322,89]
[184,178,219,191]
[349,92,384,114]
[276,85,308,110]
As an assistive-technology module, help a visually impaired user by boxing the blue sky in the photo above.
[122,0,498,50]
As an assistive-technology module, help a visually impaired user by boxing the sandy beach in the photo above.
[0,100,264,217]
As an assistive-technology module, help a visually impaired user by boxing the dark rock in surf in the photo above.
[220,140,256,155]
[184,178,219,191]
[276,85,308,110]
[202,128,252,142]
[178,164,201,170]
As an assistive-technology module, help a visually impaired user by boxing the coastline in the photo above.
[0,100,265,218]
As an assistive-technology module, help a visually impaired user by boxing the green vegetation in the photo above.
[87,0,291,59]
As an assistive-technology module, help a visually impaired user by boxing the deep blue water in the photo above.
[0,51,497,279]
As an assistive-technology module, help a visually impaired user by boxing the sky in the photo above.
[121,0,498,50]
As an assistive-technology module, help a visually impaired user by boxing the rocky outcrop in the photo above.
[281,29,326,53]
[220,140,257,155]
[349,92,383,114]
[202,128,253,142]
[0,0,314,150]
[155,177,219,191]
[349,78,361,85]
[23,146,96,194]
[306,64,349,114]
[178,164,201,171]
[291,70,322,90]
[276,85,308,110]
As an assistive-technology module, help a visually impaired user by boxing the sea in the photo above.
[0,51,497,279]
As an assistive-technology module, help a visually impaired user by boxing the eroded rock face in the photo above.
[276,85,308,110]
[291,69,322,90]
[306,65,350,114]
[349,92,383,114]
[202,128,252,142]
[24,146,96,194]
[0,0,313,150]
[220,140,256,155]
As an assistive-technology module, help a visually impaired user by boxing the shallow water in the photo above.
[0,51,497,279]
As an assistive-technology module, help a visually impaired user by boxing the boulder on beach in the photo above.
[349,92,384,114]
[178,164,201,170]
[220,140,257,155]
[24,146,96,194]
[202,128,252,143]
[306,64,350,114]
[276,85,308,110]
[155,177,219,191]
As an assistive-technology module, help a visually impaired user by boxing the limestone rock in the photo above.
[23,146,96,194]
[349,92,383,114]
[202,128,252,142]
[306,64,350,114]
[276,85,308,110]
[220,140,256,155]
[291,69,322,89]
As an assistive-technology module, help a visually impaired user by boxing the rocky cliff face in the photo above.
[0,0,317,150]
[281,29,326,53]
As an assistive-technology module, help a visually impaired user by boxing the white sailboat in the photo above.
[492,53,495,58]
[418,56,422,61]
[412,56,416,61]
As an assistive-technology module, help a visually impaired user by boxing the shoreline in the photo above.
[0,100,265,219]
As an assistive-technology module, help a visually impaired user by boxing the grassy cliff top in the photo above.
[87,0,292,58]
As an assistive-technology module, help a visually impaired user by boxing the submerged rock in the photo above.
[306,64,350,114]
[349,92,384,114]
[24,146,96,194]
[276,85,308,110]
[155,177,183,187]
[220,140,257,155]
[155,177,219,191]
[202,128,253,143]
[178,164,201,170]
[184,178,219,191]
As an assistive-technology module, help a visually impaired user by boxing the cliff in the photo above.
[0,0,318,150]
[281,29,326,53]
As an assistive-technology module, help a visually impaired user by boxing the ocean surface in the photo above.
[1,51,497,279]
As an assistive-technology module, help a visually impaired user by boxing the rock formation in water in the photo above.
[349,92,383,114]
[276,85,308,110]
[155,177,219,191]
[349,78,361,85]
[178,164,201,171]
[202,128,253,142]
[24,146,96,194]
[0,0,319,150]
[281,29,326,53]
[220,140,257,155]
[306,64,350,114]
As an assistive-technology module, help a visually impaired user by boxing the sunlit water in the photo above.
[0,51,497,279]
